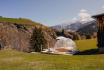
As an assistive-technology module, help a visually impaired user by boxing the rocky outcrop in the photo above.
[0,22,56,52]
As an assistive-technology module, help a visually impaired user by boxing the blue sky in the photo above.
[0,0,104,26]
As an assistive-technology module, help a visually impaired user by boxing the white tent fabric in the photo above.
[55,36,76,50]
[53,36,77,54]
[42,36,77,55]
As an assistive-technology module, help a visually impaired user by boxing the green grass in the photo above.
[0,39,104,70]
[0,17,41,26]
[75,39,97,51]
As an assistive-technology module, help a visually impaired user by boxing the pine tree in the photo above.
[30,27,47,52]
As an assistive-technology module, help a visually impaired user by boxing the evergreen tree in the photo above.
[30,27,47,52]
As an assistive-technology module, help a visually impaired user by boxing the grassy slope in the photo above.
[0,39,104,70]
[0,17,49,30]
[0,17,40,26]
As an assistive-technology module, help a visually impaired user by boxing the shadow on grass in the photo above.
[75,49,104,55]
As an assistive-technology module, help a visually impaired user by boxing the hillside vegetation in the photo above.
[0,17,56,52]
[0,17,41,26]
[1,39,104,70]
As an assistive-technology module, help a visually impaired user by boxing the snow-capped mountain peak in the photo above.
[51,9,94,31]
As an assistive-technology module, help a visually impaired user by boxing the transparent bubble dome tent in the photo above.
[42,36,78,55]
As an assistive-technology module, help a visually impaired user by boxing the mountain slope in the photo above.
[51,20,97,39]
[0,17,56,52]
[51,20,95,31]
[77,21,97,35]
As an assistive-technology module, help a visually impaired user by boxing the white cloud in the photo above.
[78,9,93,22]
[61,9,93,24]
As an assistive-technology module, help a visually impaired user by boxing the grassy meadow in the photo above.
[0,39,104,70]
[76,39,97,51]
[0,17,40,26]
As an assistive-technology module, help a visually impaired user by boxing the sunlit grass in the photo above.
[0,39,104,70]
[75,39,97,51]
[0,17,40,26]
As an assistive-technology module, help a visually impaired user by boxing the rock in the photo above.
[0,22,56,52]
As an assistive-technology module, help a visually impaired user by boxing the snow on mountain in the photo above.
[51,9,94,31]
[51,20,94,31]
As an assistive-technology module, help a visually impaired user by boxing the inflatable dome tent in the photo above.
[53,36,77,54]
[42,36,78,55]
